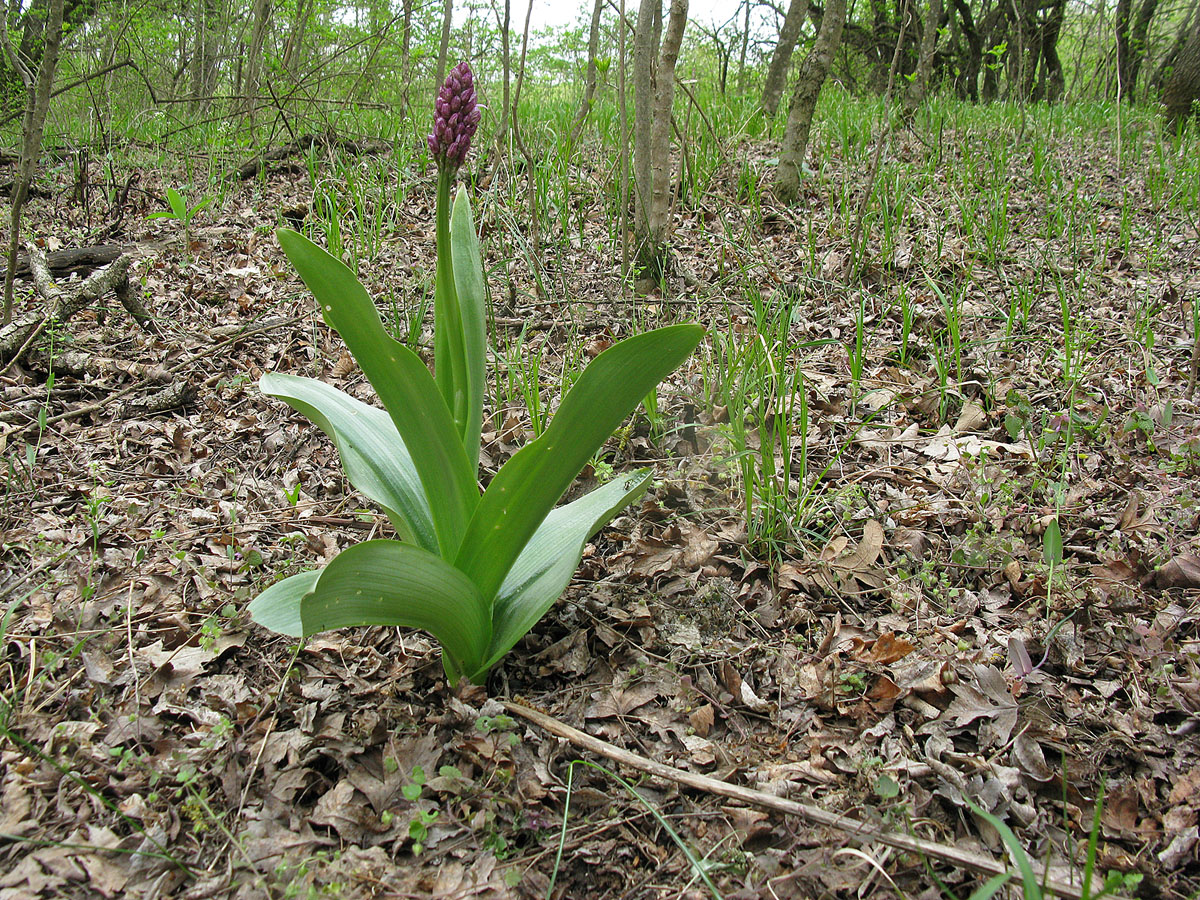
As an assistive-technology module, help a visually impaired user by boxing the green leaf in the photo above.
[259,373,437,552]
[276,228,478,558]
[1042,517,1062,567]
[167,187,187,220]
[456,323,703,602]
[432,169,466,441]
[472,471,652,680]
[964,796,1042,900]
[300,540,492,679]
[967,872,1013,900]
[248,570,320,637]
[450,186,487,477]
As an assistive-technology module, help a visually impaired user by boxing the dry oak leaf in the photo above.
[944,664,1017,745]
[854,631,917,665]
[1154,554,1200,590]
[585,681,659,719]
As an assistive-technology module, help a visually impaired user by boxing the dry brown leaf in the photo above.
[330,348,356,378]
[1154,554,1200,590]
[865,631,916,665]
[689,704,714,737]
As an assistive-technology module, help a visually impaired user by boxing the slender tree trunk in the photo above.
[241,0,271,118]
[1037,0,1065,100]
[495,0,512,149]
[282,0,311,75]
[761,0,808,115]
[436,0,453,96]
[951,0,981,99]
[188,0,221,111]
[1126,0,1160,100]
[570,0,606,145]
[3,0,65,325]
[737,0,751,92]
[509,0,545,298]
[633,0,689,280]
[774,0,846,203]
[1115,0,1132,98]
[647,0,687,253]
[618,0,631,277]
[868,0,891,90]
[904,0,943,112]
[632,0,658,245]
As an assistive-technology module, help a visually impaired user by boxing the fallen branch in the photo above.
[236,132,391,180]
[0,244,128,280]
[1,248,133,369]
[0,315,298,433]
[500,699,1108,900]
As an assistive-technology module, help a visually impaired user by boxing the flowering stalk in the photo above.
[430,62,484,474]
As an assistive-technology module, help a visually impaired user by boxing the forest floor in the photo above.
[2,104,1200,900]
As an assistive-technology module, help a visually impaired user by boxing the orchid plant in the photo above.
[249,63,702,686]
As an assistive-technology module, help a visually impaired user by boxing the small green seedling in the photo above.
[149,187,213,250]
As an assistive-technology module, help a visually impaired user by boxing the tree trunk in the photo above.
[436,0,454,97]
[1163,20,1200,129]
[3,0,65,324]
[241,0,272,119]
[761,0,808,115]
[1115,0,1133,98]
[1,0,96,111]
[633,0,688,280]
[282,0,311,75]
[189,0,221,112]
[774,0,846,204]
[570,0,606,144]
[1125,0,1160,101]
[1035,0,1065,101]
[904,0,943,112]
[495,0,512,149]
[868,0,892,90]
[950,0,982,100]
[618,0,631,276]
[632,0,658,246]
[737,0,751,92]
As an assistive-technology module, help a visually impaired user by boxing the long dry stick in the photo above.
[501,700,1109,900]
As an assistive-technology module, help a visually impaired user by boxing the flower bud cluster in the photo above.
[427,62,482,169]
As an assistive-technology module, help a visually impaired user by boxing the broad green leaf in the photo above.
[248,569,320,637]
[433,169,467,440]
[300,540,492,679]
[450,186,486,477]
[259,373,437,552]
[277,228,478,557]
[456,323,703,602]
[471,471,652,681]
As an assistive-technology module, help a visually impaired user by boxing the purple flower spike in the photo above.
[428,62,481,170]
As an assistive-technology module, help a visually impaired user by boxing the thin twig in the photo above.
[501,699,1109,900]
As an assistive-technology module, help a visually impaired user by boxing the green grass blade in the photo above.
[964,796,1042,900]
[455,323,703,602]
[260,373,437,552]
[450,186,487,478]
[276,228,478,558]
[300,540,491,678]
[471,471,652,680]
[968,872,1014,900]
